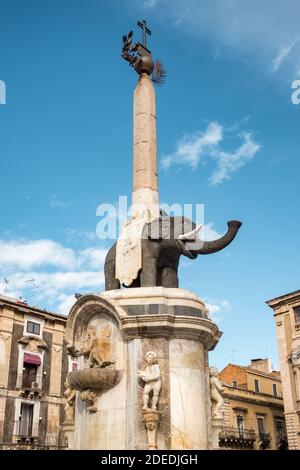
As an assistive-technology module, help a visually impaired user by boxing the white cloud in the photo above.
[271,41,298,72]
[162,121,222,170]
[144,0,160,7]
[50,196,71,209]
[139,0,300,77]
[56,294,77,315]
[0,238,107,315]
[162,122,260,185]
[0,239,77,270]
[209,132,261,186]
[205,297,231,324]
[0,239,107,271]
[202,222,221,241]
[79,248,107,269]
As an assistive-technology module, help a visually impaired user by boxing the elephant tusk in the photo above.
[178,224,203,241]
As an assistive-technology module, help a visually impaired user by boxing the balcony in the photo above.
[16,374,43,398]
[219,427,256,449]
[276,434,288,450]
[0,435,68,450]
[258,432,271,449]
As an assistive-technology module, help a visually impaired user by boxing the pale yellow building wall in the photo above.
[224,395,282,449]
[267,291,300,450]
[246,371,282,397]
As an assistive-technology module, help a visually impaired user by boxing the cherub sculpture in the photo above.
[138,351,161,411]
[210,367,224,418]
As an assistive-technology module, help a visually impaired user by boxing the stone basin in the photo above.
[67,368,121,392]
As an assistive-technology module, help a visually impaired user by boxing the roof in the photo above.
[220,362,281,382]
[0,294,67,322]
[266,289,300,307]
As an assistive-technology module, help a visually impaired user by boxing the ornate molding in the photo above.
[18,335,48,351]
[121,314,221,350]
[0,332,11,341]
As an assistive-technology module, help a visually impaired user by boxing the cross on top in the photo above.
[137,19,151,49]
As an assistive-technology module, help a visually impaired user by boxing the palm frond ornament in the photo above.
[121,20,167,86]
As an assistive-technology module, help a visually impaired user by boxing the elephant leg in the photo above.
[140,257,157,287]
[105,261,120,291]
[161,267,178,288]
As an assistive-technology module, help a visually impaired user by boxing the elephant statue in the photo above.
[104,214,242,290]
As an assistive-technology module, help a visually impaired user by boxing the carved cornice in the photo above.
[120,314,221,350]
[222,392,283,410]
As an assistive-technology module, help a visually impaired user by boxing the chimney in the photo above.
[250,358,272,373]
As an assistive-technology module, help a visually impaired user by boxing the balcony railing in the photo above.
[219,427,256,448]
[0,435,68,450]
[258,432,271,449]
[276,434,288,450]
[16,374,43,397]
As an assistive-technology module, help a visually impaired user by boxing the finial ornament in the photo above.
[121,20,166,85]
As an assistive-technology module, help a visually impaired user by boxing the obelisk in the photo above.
[132,72,159,220]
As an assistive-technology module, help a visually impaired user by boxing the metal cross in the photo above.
[137,20,151,49]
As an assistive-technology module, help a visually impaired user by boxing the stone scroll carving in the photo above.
[209,367,224,418]
[138,351,162,450]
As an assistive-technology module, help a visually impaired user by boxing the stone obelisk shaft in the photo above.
[132,73,159,219]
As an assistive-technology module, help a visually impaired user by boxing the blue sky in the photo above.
[0,0,299,370]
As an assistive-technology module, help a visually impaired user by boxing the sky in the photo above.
[0,0,300,371]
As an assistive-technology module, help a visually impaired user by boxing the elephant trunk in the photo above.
[190,220,242,255]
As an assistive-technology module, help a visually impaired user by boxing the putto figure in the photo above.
[210,367,224,418]
[138,351,162,411]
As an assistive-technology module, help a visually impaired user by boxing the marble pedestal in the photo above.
[64,287,222,450]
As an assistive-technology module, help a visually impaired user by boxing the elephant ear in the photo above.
[143,217,171,240]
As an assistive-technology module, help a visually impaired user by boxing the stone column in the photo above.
[132,73,159,220]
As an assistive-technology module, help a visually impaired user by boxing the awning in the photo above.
[24,353,41,366]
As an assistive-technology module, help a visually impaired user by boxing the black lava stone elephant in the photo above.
[104,214,242,290]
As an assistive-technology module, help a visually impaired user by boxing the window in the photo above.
[254,379,260,393]
[276,419,284,439]
[232,380,238,388]
[237,415,244,437]
[22,364,37,388]
[294,306,300,325]
[19,403,34,437]
[273,384,278,397]
[257,416,266,437]
[27,321,40,335]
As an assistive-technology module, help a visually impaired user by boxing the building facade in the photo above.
[0,294,70,449]
[267,290,300,449]
[219,359,287,450]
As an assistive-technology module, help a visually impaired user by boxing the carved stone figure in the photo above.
[290,346,300,366]
[105,215,242,290]
[64,380,76,424]
[142,410,160,450]
[210,367,224,418]
[138,351,161,411]
[81,326,115,369]
[80,389,99,413]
